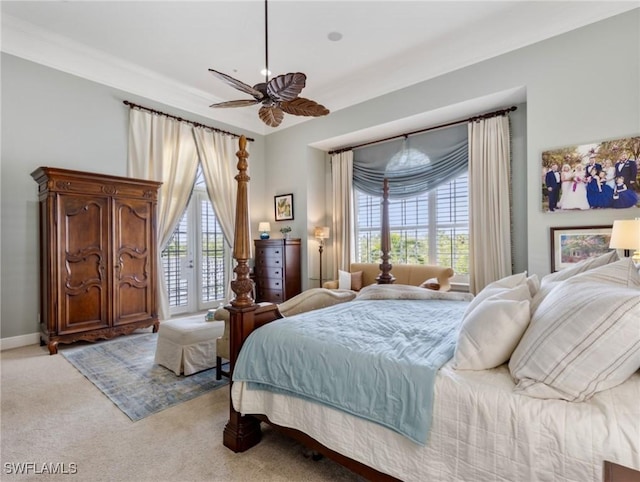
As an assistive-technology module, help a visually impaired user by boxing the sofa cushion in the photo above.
[338,270,363,291]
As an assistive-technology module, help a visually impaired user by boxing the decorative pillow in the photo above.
[509,277,640,401]
[526,274,540,298]
[419,278,440,290]
[350,271,363,291]
[569,257,640,287]
[338,270,363,291]
[453,283,531,370]
[531,253,628,315]
[338,270,352,290]
[465,272,528,316]
[542,250,619,284]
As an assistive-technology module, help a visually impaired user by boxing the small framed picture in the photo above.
[550,225,613,272]
[274,193,294,221]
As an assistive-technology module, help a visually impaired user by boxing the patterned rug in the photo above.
[60,332,228,421]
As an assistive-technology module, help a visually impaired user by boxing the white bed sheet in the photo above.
[232,361,640,481]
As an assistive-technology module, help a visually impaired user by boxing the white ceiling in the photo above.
[2,1,637,140]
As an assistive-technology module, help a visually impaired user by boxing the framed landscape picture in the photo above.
[274,193,294,221]
[550,225,613,272]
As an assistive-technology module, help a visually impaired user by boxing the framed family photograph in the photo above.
[541,135,639,212]
[274,193,294,221]
[550,225,613,272]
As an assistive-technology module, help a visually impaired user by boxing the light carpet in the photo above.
[60,332,228,421]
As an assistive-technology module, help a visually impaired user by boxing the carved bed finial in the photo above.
[376,178,395,284]
[230,135,254,307]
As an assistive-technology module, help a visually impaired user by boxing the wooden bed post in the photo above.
[223,135,262,452]
[377,177,395,284]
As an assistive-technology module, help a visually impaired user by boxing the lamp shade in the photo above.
[258,222,271,233]
[314,226,330,239]
[610,218,640,263]
[609,219,640,250]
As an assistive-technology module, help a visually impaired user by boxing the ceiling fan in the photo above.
[208,0,329,128]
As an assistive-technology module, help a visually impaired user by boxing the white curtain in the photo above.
[468,115,512,294]
[128,109,199,320]
[193,128,240,300]
[330,151,355,279]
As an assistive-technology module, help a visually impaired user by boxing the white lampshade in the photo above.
[609,218,640,262]
[314,226,330,239]
[258,222,271,233]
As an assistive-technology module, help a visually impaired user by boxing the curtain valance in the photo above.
[352,123,468,198]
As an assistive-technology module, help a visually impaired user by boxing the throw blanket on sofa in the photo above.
[233,293,470,445]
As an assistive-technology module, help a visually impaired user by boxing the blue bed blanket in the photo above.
[232,297,469,445]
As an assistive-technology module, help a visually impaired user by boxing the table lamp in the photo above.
[258,222,271,240]
[314,227,330,287]
[609,218,640,263]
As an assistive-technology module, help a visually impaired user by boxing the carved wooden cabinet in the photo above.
[31,167,161,354]
[253,238,301,303]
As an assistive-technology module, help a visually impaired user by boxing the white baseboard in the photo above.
[0,332,40,351]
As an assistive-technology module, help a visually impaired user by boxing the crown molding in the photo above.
[1,14,269,135]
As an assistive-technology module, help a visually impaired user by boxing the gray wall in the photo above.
[264,9,639,283]
[1,54,266,340]
[2,10,639,342]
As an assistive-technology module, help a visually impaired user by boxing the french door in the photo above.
[161,188,229,315]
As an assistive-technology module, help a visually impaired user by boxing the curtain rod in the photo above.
[123,100,255,142]
[328,105,517,155]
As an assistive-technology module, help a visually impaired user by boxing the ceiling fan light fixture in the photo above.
[208,0,329,128]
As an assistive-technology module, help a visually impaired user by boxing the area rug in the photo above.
[60,333,228,421]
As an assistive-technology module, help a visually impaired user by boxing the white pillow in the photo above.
[526,274,540,298]
[453,283,531,370]
[338,270,351,290]
[531,251,640,316]
[509,276,640,402]
[465,272,528,316]
[542,250,619,283]
[570,257,640,287]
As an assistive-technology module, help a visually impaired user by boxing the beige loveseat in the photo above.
[322,263,454,292]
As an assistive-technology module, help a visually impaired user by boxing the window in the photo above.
[355,173,469,281]
[161,170,229,315]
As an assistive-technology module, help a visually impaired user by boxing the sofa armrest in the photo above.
[322,280,339,289]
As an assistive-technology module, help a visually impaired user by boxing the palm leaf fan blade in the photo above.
[259,105,285,127]
[280,97,330,117]
[210,99,260,108]
[208,69,265,100]
[267,73,306,102]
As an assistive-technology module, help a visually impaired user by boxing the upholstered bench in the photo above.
[154,317,224,376]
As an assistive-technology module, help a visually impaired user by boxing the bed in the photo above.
[222,136,640,481]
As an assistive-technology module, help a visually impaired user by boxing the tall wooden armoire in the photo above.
[31,167,161,354]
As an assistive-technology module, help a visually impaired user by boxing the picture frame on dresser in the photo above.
[550,225,613,272]
[274,193,294,221]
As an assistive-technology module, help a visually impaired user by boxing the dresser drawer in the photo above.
[257,277,283,291]
[254,266,283,279]
[255,253,283,269]
[256,289,283,303]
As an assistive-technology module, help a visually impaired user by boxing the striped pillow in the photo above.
[509,273,640,401]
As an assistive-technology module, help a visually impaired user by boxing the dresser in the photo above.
[253,238,301,303]
[31,167,161,354]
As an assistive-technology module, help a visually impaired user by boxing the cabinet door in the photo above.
[57,194,111,334]
[113,198,156,325]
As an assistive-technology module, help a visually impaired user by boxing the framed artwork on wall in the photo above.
[550,225,613,272]
[274,193,294,221]
[541,135,639,213]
